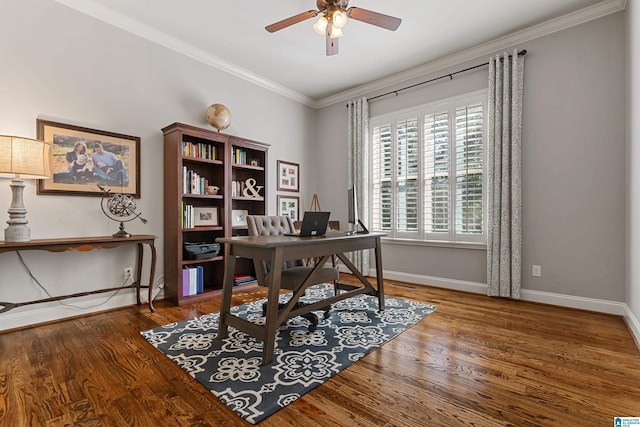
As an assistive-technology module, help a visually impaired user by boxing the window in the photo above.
[370,91,486,243]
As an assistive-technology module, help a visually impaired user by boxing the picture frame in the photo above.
[193,207,218,226]
[231,209,249,227]
[277,160,300,192]
[277,195,300,221]
[36,119,140,197]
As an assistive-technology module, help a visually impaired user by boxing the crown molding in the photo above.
[313,0,628,109]
[52,0,626,110]
[51,0,316,106]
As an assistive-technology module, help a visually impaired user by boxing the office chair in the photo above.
[246,215,339,331]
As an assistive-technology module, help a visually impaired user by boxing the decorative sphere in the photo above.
[205,103,231,131]
[106,193,137,218]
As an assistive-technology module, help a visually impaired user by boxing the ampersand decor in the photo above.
[243,178,263,198]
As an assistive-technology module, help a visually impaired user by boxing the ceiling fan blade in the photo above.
[347,7,402,31]
[265,10,318,33]
[326,32,339,56]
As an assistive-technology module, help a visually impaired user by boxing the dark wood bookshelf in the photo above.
[162,122,269,306]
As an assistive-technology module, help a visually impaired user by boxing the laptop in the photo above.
[285,211,330,237]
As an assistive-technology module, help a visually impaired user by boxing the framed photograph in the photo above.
[36,119,140,197]
[277,195,300,221]
[277,160,300,192]
[231,209,249,227]
[194,207,218,226]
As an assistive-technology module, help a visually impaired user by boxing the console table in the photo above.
[216,232,385,365]
[0,234,157,314]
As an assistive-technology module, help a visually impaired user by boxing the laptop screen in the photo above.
[297,211,330,236]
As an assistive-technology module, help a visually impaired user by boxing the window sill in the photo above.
[380,237,487,250]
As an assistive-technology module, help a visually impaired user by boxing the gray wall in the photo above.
[0,0,633,330]
[0,0,315,329]
[627,2,640,336]
[315,12,627,302]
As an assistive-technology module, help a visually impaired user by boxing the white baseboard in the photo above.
[382,269,627,314]
[383,270,488,294]
[381,269,640,349]
[624,304,640,350]
[1,291,139,331]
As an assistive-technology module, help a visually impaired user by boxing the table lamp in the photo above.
[0,135,51,242]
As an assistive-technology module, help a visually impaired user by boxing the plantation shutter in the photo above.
[455,103,484,238]
[372,123,393,231]
[424,111,450,236]
[396,117,419,235]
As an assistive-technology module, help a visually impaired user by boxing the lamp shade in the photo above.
[332,10,347,29]
[313,16,328,35]
[0,135,51,179]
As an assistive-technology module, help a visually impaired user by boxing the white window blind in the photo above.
[424,110,450,236]
[455,104,484,236]
[371,90,486,243]
[372,124,393,231]
[396,117,419,234]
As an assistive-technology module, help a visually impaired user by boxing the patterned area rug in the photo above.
[141,284,437,424]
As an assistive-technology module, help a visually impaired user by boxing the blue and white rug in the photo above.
[141,284,437,424]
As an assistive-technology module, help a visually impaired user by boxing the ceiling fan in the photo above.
[265,0,402,56]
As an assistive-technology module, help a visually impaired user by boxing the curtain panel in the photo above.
[347,97,370,274]
[487,49,525,299]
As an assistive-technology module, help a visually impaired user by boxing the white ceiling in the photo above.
[53,0,621,107]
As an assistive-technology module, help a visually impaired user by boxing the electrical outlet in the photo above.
[532,265,542,277]
[124,267,133,279]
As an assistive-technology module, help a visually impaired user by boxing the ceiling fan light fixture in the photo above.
[329,26,343,39]
[313,16,328,35]
[331,9,348,29]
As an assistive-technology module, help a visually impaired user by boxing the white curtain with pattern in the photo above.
[347,97,370,275]
[487,49,525,299]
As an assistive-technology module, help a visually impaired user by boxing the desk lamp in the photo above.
[0,135,51,242]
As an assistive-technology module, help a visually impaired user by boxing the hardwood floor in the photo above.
[1,276,639,426]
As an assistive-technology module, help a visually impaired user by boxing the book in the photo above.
[182,268,190,297]
[197,266,204,294]
[234,275,257,285]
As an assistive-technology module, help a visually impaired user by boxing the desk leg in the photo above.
[147,242,157,312]
[262,247,284,365]
[374,236,385,311]
[217,253,236,339]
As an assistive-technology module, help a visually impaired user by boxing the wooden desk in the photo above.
[0,234,157,314]
[216,232,385,365]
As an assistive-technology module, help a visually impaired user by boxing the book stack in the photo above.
[181,202,194,228]
[231,180,245,197]
[182,266,204,296]
[233,147,247,165]
[182,166,211,195]
[182,141,216,160]
[234,275,257,286]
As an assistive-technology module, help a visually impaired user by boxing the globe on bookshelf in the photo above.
[98,185,147,238]
[205,103,231,131]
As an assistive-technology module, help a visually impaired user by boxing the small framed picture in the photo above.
[249,158,259,167]
[277,160,300,192]
[277,195,300,220]
[231,209,249,227]
[194,207,218,226]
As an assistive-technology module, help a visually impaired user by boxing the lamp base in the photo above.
[5,226,30,242]
[4,177,31,242]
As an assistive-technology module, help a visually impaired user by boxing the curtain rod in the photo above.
[363,49,527,103]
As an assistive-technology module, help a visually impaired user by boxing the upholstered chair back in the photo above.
[245,215,338,290]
